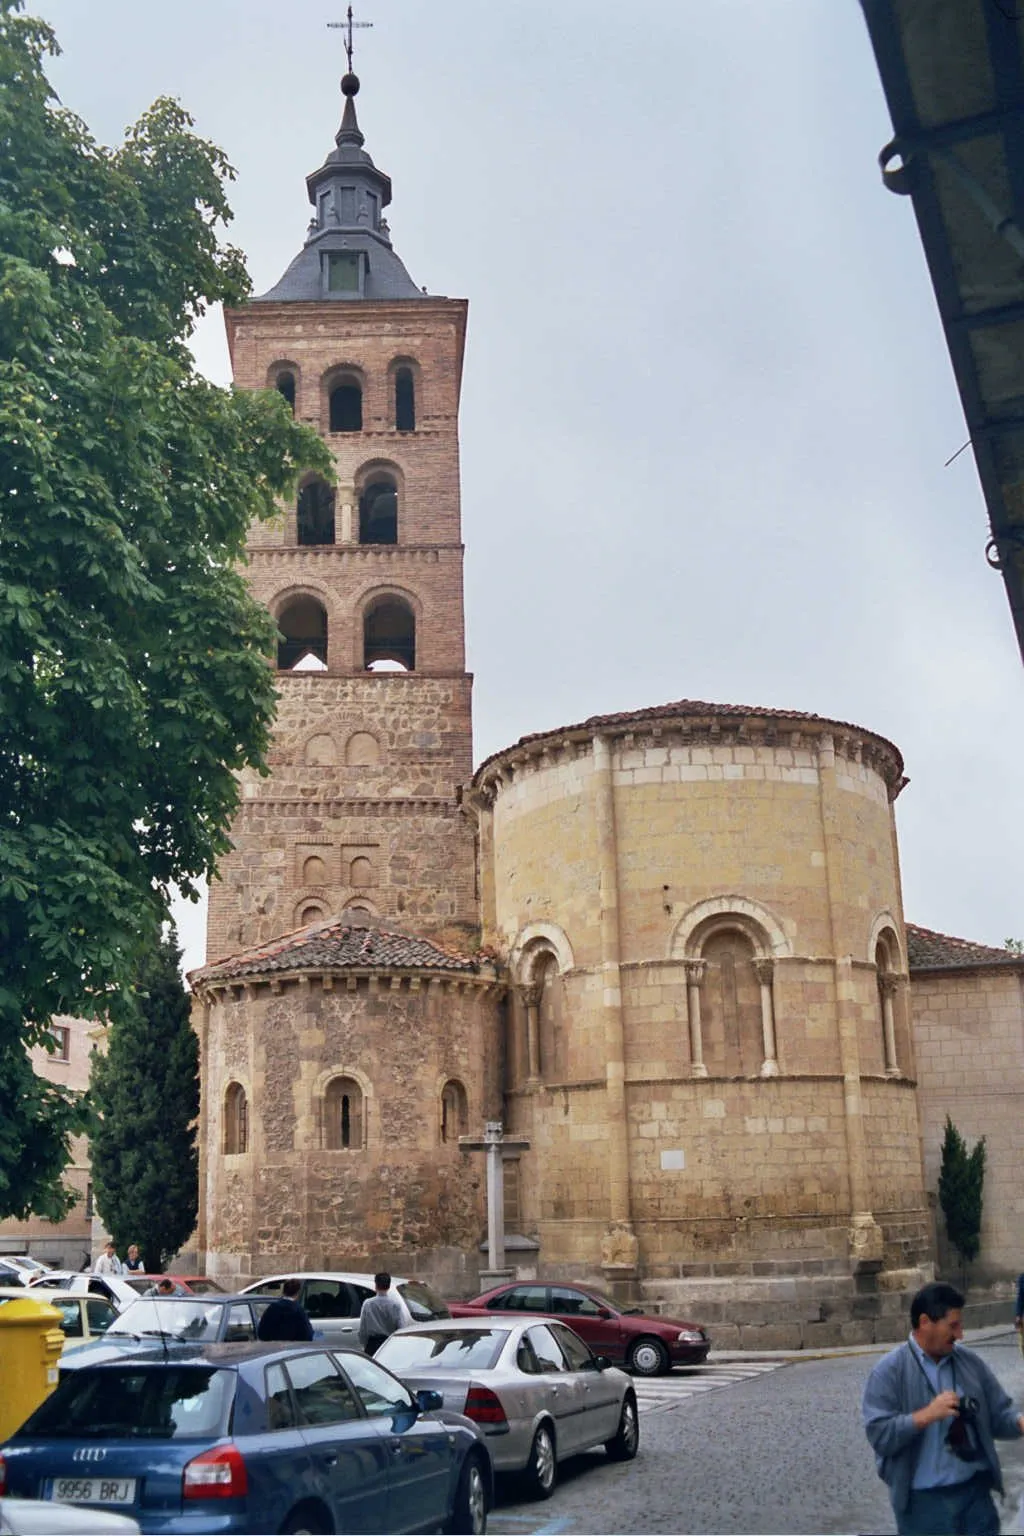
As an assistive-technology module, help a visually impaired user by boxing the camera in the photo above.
[946,1396,983,1462]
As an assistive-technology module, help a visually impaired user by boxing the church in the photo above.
[186,58,1024,1349]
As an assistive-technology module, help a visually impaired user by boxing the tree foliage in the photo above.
[0,2,331,1217]
[90,925,199,1271]
[938,1116,986,1277]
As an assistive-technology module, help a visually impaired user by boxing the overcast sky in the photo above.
[32,0,1024,973]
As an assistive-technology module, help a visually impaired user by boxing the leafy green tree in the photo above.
[938,1116,986,1282]
[1005,938,1024,955]
[90,924,199,1272]
[0,4,331,1217]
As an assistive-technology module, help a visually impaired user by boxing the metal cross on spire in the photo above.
[327,5,373,73]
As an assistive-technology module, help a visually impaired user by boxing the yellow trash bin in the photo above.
[0,1296,64,1441]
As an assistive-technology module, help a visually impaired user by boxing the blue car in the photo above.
[0,1343,491,1535]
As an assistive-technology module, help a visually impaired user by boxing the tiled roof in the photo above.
[190,916,484,987]
[475,698,903,780]
[906,924,1023,972]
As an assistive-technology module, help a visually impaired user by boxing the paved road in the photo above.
[488,1333,1024,1535]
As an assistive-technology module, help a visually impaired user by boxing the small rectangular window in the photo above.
[84,1182,94,1218]
[339,188,356,223]
[51,1026,70,1061]
[327,251,361,293]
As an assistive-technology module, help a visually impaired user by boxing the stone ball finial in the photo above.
[341,72,360,97]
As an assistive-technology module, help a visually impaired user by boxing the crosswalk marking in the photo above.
[632,1360,784,1414]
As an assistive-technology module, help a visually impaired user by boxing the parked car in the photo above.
[0,1266,29,1289]
[0,1497,139,1534]
[377,1316,638,1499]
[449,1281,710,1376]
[121,1275,226,1297]
[58,1295,275,1370]
[0,1290,117,1353]
[240,1271,450,1348]
[27,1273,139,1314]
[0,1343,491,1534]
[0,1258,53,1279]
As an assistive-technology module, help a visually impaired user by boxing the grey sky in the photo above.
[32,1,1024,973]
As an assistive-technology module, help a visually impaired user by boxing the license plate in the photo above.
[47,1476,136,1505]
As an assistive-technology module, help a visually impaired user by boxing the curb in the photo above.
[706,1324,1017,1367]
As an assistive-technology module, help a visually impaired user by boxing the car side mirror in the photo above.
[415,1388,444,1414]
[593,1355,613,1372]
[595,1308,612,1319]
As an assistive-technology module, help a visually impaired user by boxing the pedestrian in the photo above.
[256,1278,314,1342]
[863,1280,1024,1535]
[93,1241,123,1276]
[358,1271,410,1356]
[145,1277,187,1297]
[124,1244,144,1272]
[1014,1271,1024,1358]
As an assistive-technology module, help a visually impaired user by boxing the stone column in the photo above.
[753,958,779,1078]
[591,733,638,1277]
[519,983,542,1083]
[817,735,884,1272]
[879,973,899,1076]
[484,1120,506,1274]
[684,960,708,1078]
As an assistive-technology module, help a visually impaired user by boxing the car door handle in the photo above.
[320,1454,338,1468]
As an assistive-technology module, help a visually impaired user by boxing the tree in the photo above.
[0,4,332,1216]
[1005,938,1024,955]
[937,1116,986,1282]
[89,924,199,1271]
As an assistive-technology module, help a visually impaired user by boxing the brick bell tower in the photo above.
[206,60,476,962]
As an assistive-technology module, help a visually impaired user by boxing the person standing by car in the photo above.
[256,1278,314,1342]
[358,1271,409,1356]
[124,1244,144,1272]
[93,1241,123,1276]
[863,1281,1024,1535]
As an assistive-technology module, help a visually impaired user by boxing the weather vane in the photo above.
[327,6,373,73]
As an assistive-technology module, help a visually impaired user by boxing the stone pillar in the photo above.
[484,1120,505,1274]
[684,960,708,1078]
[753,958,779,1078]
[591,734,638,1277]
[817,735,884,1272]
[338,486,355,544]
[520,983,542,1083]
[879,972,899,1077]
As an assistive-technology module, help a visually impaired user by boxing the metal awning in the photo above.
[860,0,1024,662]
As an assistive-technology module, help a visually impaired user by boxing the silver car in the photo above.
[375,1315,639,1499]
[239,1270,448,1348]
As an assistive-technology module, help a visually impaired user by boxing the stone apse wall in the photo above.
[195,963,502,1296]
[473,704,932,1343]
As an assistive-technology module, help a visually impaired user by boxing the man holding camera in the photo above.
[863,1282,1024,1534]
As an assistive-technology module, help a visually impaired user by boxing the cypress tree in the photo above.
[937,1115,986,1284]
[90,925,199,1273]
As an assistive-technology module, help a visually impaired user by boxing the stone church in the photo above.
[186,65,1024,1348]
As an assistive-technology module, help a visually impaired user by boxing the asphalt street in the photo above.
[488,1332,1024,1535]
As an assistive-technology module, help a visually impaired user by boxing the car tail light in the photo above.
[464,1383,508,1426]
[183,1443,248,1500]
[0,1452,7,1495]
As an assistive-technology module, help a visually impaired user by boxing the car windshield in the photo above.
[17,1365,234,1440]
[183,1278,225,1295]
[108,1298,224,1341]
[377,1328,508,1371]
[397,1281,449,1320]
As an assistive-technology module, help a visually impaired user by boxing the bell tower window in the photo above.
[395,368,415,432]
[278,596,328,671]
[329,383,362,433]
[297,478,336,545]
[364,596,415,671]
[359,478,398,544]
[327,251,362,294]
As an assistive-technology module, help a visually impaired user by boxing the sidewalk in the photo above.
[711,1323,1016,1365]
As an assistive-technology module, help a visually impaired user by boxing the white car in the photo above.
[0,1288,118,1353]
[0,1498,139,1534]
[239,1270,449,1347]
[26,1272,138,1313]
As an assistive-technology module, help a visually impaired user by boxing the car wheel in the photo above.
[445,1452,489,1534]
[628,1335,670,1376]
[522,1422,557,1500]
[278,1502,333,1534]
[605,1392,640,1461]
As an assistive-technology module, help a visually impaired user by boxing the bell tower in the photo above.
[207,63,476,960]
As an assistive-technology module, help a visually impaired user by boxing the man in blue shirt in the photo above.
[863,1282,1024,1534]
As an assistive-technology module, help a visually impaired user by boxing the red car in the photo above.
[448,1280,709,1376]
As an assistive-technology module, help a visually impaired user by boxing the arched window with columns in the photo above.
[681,912,780,1079]
[874,931,901,1076]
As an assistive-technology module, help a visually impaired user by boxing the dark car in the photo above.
[58,1296,274,1370]
[448,1282,709,1376]
[0,1343,491,1534]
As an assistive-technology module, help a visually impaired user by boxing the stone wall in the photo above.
[911,964,1024,1284]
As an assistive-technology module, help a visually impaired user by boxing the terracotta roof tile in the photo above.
[190,915,483,986]
[906,924,1022,972]
[474,698,903,782]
